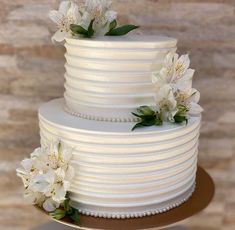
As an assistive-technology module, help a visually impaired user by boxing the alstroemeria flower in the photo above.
[47,141,73,169]
[82,0,117,35]
[16,141,75,213]
[30,170,55,193]
[152,52,194,93]
[175,88,203,115]
[156,84,178,122]
[16,148,46,187]
[186,89,203,115]
[43,198,60,212]
[24,189,46,206]
[49,1,81,42]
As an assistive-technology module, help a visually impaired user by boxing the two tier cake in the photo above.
[17,0,202,221]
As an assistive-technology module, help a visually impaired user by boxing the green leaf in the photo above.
[63,198,69,211]
[63,197,74,215]
[105,20,118,35]
[141,119,157,127]
[57,141,62,154]
[174,104,188,124]
[132,118,157,131]
[174,115,187,124]
[70,210,80,223]
[70,24,88,35]
[50,209,66,220]
[131,108,163,131]
[109,20,117,30]
[177,104,188,115]
[107,24,139,36]
[132,113,155,120]
[132,122,144,131]
[137,106,155,116]
[87,19,95,38]
[155,117,163,126]
[132,112,143,118]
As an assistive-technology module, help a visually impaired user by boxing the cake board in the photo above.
[32,167,214,230]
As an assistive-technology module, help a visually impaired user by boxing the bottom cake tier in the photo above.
[39,98,201,218]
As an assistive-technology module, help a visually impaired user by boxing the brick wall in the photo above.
[0,0,234,160]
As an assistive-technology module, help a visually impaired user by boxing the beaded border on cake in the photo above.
[75,183,196,219]
[64,105,140,123]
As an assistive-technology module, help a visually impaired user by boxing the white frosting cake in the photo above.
[14,0,202,221]
[39,99,200,218]
[64,36,177,122]
[37,35,201,218]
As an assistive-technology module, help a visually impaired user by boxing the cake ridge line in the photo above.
[73,183,196,219]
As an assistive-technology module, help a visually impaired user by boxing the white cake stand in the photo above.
[32,167,215,230]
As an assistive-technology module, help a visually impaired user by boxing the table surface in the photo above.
[36,167,215,230]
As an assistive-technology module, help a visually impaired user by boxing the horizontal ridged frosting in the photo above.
[39,99,200,218]
[64,35,177,121]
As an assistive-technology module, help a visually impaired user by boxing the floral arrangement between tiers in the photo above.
[132,52,203,130]
[16,141,80,223]
[49,0,139,42]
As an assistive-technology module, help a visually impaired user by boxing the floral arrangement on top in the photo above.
[132,52,203,130]
[49,0,139,42]
[16,141,80,223]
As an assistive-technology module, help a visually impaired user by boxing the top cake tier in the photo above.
[64,35,177,122]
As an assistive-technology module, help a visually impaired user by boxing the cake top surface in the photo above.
[65,35,177,48]
[39,99,200,135]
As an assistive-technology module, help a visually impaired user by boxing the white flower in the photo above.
[152,52,194,92]
[86,0,112,12]
[175,88,203,115]
[152,51,203,120]
[187,89,204,115]
[82,0,117,35]
[47,141,73,169]
[49,1,81,42]
[156,84,178,122]
[16,141,75,213]
[65,165,75,181]
[16,148,46,187]
[30,170,55,193]
[43,198,60,212]
[24,188,45,206]
[48,183,67,203]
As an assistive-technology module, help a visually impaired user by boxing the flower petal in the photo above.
[65,165,75,180]
[94,22,110,36]
[24,189,45,205]
[31,170,55,193]
[177,54,190,71]
[63,181,71,191]
[52,185,67,203]
[105,10,117,23]
[43,198,60,212]
[67,1,81,24]
[80,11,92,30]
[55,167,66,181]
[51,30,68,43]
[156,84,177,113]
[152,71,167,90]
[190,88,201,103]
[49,10,63,24]
[21,158,32,172]
[59,1,71,15]
[175,69,194,92]
[189,102,204,115]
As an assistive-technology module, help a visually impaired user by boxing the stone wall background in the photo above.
[0,0,234,229]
